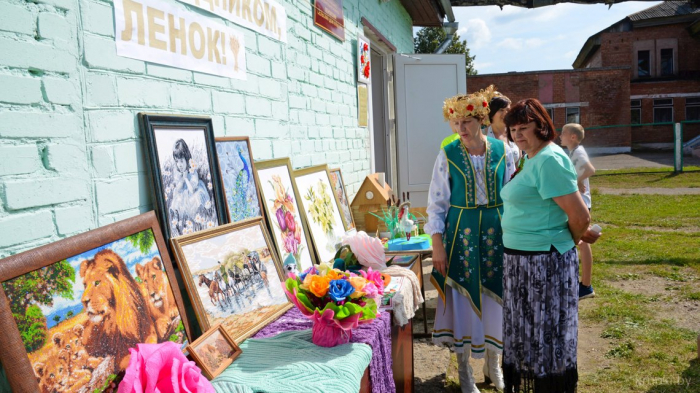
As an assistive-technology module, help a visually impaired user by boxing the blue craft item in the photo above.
[387,237,430,251]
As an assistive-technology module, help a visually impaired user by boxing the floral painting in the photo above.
[215,138,262,223]
[358,36,370,84]
[154,128,219,237]
[329,169,354,230]
[173,221,291,342]
[256,161,314,273]
[294,166,347,263]
[1,230,187,393]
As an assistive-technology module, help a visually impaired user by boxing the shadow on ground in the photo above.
[647,359,700,393]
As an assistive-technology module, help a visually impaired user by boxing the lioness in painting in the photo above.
[136,256,180,341]
[80,249,157,370]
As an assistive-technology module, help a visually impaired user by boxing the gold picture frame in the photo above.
[186,323,242,380]
[329,167,355,231]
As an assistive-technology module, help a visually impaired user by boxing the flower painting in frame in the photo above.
[254,158,315,275]
[170,218,292,343]
[293,165,347,264]
[329,168,355,231]
[0,212,191,393]
[214,137,263,224]
[140,114,227,241]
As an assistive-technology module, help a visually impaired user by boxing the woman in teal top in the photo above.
[499,99,600,393]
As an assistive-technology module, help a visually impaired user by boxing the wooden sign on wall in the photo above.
[314,0,345,41]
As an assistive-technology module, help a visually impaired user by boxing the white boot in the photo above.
[457,351,481,393]
[482,349,505,391]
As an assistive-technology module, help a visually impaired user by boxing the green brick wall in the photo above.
[0,0,414,257]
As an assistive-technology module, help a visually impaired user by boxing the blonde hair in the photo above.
[563,123,585,141]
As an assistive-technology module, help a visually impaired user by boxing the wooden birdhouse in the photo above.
[350,173,393,232]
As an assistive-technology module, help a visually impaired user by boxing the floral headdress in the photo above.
[442,84,498,126]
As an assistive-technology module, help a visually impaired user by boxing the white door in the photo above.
[394,54,466,207]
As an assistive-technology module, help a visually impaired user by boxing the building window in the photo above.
[631,100,641,125]
[660,48,674,76]
[546,108,554,123]
[687,97,700,121]
[566,107,580,124]
[653,98,673,123]
[638,50,650,77]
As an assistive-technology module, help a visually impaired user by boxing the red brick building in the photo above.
[469,1,700,153]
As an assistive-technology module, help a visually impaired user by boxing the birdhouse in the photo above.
[350,173,393,232]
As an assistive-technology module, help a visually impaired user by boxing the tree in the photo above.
[53,315,61,324]
[127,229,155,254]
[414,27,477,76]
[66,310,74,319]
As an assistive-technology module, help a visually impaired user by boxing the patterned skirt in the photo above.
[502,247,579,393]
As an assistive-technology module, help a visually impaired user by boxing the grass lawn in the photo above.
[578,172,700,393]
[592,167,700,189]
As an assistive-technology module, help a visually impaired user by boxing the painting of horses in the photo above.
[187,324,241,379]
[215,137,263,224]
[0,212,190,393]
[170,218,291,343]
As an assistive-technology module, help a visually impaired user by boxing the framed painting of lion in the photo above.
[0,211,192,393]
[170,218,292,344]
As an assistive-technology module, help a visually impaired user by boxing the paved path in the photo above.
[596,187,700,195]
[591,152,700,170]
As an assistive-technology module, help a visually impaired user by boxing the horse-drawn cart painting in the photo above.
[171,218,291,343]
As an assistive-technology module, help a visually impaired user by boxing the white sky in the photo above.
[415,1,662,74]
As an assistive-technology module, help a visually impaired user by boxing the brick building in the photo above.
[470,0,700,153]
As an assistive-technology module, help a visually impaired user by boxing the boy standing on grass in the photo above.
[561,123,597,299]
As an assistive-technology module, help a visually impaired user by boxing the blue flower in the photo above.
[328,279,355,302]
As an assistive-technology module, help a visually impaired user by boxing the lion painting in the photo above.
[136,256,181,341]
[80,249,158,370]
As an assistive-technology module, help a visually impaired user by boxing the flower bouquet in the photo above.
[284,263,384,347]
[269,175,304,272]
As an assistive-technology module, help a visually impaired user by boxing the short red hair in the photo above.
[504,98,556,143]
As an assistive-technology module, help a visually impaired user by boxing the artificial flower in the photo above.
[363,282,379,299]
[309,275,331,297]
[325,269,345,281]
[348,276,367,292]
[328,279,355,302]
[299,266,317,281]
[341,231,386,271]
[467,104,474,111]
[361,268,385,295]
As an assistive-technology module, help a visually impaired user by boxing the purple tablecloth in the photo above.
[253,308,395,393]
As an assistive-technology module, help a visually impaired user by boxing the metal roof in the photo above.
[628,1,700,21]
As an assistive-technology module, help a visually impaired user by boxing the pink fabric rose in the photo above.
[341,231,386,271]
[118,341,215,393]
[361,268,385,295]
[362,282,380,300]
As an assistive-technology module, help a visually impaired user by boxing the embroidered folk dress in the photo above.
[425,136,514,356]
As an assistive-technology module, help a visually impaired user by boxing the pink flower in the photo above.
[360,268,384,295]
[118,342,214,393]
[285,211,296,233]
[363,282,380,299]
[341,231,386,270]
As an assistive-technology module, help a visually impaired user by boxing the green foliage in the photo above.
[175,321,185,333]
[94,374,117,393]
[606,341,635,359]
[126,229,156,254]
[2,260,75,317]
[169,334,179,342]
[15,306,48,352]
[414,27,477,76]
[66,310,74,318]
[52,315,60,323]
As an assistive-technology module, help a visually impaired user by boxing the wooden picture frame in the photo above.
[329,168,355,231]
[170,218,292,344]
[139,113,228,242]
[254,158,316,274]
[0,211,192,393]
[293,165,347,264]
[214,137,264,224]
[186,323,242,380]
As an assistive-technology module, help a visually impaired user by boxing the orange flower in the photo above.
[325,269,345,281]
[309,275,331,297]
[348,276,368,295]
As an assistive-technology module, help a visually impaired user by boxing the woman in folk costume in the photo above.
[425,85,515,393]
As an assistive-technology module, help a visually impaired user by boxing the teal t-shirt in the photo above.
[500,143,578,253]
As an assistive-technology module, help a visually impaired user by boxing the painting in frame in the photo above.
[170,218,292,344]
[186,323,242,380]
[214,137,263,224]
[0,212,191,393]
[139,113,228,242]
[293,165,347,264]
[254,158,315,275]
[328,168,355,231]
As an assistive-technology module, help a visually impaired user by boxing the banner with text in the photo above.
[178,0,287,43]
[114,0,247,79]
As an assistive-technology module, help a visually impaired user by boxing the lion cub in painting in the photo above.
[136,256,180,341]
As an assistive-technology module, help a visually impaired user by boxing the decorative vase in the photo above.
[311,316,352,347]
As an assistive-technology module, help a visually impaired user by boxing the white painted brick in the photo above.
[316,114,330,126]
[247,53,271,77]
[0,37,77,74]
[245,96,272,117]
[271,61,287,80]
[271,101,289,121]
[33,0,75,10]
[290,125,307,139]
[250,139,273,160]
[233,73,259,94]
[319,126,333,138]
[0,74,42,105]
[258,36,282,59]
[289,95,307,109]
[318,88,331,101]
[311,98,326,112]
[301,83,317,98]
[193,72,232,89]
[0,210,54,248]
[225,117,255,136]
[55,205,93,235]
[298,110,316,126]
[307,124,320,138]
[0,145,42,176]
[272,139,292,157]
[38,12,73,40]
[113,142,144,174]
[258,78,282,99]
[256,119,287,138]
[5,178,88,210]
[293,154,311,168]
[117,77,169,107]
[0,2,35,35]
[0,112,80,138]
[170,84,211,111]
[146,64,192,82]
[288,66,306,81]
[43,77,79,106]
[81,0,114,36]
[88,110,138,142]
[84,35,145,73]
[85,73,117,107]
[91,144,114,177]
[46,143,87,175]
[95,176,146,214]
[211,115,225,136]
[333,128,345,139]
[212,91,245,114]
